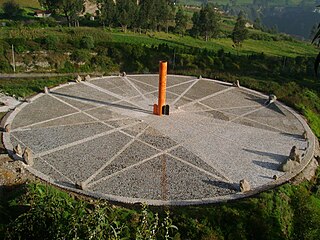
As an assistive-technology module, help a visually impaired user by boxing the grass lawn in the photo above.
[0,0,40,8]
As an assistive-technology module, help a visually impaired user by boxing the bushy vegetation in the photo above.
[0,183,178,240]
[0,76,69,97]
[2,168,320,239]
[172,170,320,240]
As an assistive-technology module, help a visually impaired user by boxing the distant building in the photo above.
[245,22,254,28]
[34,10,51,18]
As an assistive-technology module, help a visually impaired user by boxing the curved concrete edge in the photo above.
[49,82,77,92]
[1,75,317,206]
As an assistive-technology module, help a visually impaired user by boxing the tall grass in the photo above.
[2,183,178,240]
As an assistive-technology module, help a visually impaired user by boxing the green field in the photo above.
[0,25,315,58]
[0,0,40,8]
[110,31,317,58]
[178,0,314,6]
[0,0,313,9]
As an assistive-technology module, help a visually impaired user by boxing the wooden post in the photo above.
[157,61,167,116]
[12,45,16,73]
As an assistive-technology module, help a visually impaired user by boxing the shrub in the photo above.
[2,1,22,18]
[39,17,58,27]
[44,35,59,50]
[3,183,178,240]
[80,36,95,49]
[70,49,91,63]
[5,38,26,53]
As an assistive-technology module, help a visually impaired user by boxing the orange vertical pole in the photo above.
[158,61,167,116]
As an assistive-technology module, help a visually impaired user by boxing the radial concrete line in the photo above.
[11,133,32,151]
[127,76,198,90]
[119,129,178,154]
[11,105,101,132]
[171,79,200,106]
[241,116,288,133]
[82,81,147,111]
[178,87,234,109]
[111,78,197,105]
[83,126,149,185]
[87,144,181,188]
[19,120,102,132]
[104,117,133,122]
[122,76,149,102]
[166,78,198,88]
[126,76,158,88]
[51,92,104,108]
[49,94,115,129]
[38,156,75,183]
[35,122,140,158]
[82,81,126,100]
[229,105,266,123]
[213,105,262,111]
[12,112,78,132]
[113,88,192,104]
[160,154,168,201]
[167,153,232,183]
[10,134,74,183]
[195,102,281,132]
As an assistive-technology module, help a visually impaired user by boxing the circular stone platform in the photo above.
[3,75,316,205]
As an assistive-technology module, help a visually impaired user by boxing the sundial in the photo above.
[3,63,316,205]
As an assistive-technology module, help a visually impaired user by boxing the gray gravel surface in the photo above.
[4,75,315,205]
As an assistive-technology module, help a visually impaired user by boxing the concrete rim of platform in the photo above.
[2,74,317,206]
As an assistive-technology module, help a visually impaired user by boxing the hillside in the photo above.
[1,2,320,240]
[0,0,39,8]
[178,0,316,7]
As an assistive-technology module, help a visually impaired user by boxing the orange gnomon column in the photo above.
[153,61,167,116]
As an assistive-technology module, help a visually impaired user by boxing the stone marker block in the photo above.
[233,80,240,87]
[75,181,87,190]
[23,147,33,166]
[75,75,82,83]
[239,179,250,192]
[265,94,277,105]
[13,144,23,156]
[289,146,301,163]
[85,75,91,81]
[279,159,299,173]
[44,86,49,94]
[302,131,307,140]
[5,124,11,132]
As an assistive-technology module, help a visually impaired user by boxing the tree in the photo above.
[191,4,221,41]
[231,11,249,47]
[60,0,85,27]
[138,0,158,31]
[96,0,115,28]
[156,0,175,33]
[38,0,59,13]
[190,11,200,37]
[115,0,137,32]
[3,1,22,18]
[137,0,173,32]
[310,24,318,40]
[175,8,189,35]
[39,0,85,26]
[311,5,320,76]
[229,0,237,6]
